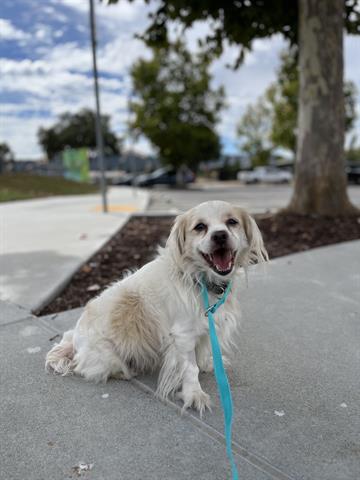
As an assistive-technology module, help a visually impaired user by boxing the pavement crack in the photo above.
[0,315,35,328]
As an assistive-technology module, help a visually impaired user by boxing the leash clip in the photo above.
[204,304,216,317]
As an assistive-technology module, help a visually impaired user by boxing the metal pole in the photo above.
[127,87,138,197]
[89,0,107,213]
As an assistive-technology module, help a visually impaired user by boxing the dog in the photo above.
[46,201,268,414]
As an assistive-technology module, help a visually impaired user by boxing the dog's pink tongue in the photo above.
[212,250,232,271]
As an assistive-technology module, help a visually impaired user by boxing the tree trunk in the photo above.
[286,0,358,215]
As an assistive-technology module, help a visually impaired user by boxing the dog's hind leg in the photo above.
[45,329,75,376]
[73,338,135,383]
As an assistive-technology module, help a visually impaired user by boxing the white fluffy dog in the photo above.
[46,201,267,413]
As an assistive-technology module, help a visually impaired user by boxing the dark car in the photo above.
[113,173,137,186]
[135,167,194,187]
[346,163,360,184]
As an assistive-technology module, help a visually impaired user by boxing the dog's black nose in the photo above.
[212,230,228,245]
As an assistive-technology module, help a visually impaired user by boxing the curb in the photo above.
[132,211,178,217]
[33,209,173,315]
[32,216,133,315]
[28,189,150,315]
[32,190,150,316]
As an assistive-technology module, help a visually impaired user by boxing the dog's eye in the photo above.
[194,222,207,232]
[227,218,238,226]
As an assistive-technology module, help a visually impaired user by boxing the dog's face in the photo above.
[187,202,246,277]
[167,201,268,281]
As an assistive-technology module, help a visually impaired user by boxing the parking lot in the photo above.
[147,182,360,214]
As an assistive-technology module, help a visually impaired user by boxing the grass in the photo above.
[0,173,98,203]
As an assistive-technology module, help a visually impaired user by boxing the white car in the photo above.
[237,166,293,184]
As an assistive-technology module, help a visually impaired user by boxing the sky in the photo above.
[1,0,360,160]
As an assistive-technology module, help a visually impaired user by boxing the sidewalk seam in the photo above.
[131,378,296,480]
[0,316,35,328]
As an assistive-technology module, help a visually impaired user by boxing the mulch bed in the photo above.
[38,213,360,316]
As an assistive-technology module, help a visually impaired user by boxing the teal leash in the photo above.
[200,277,239,480]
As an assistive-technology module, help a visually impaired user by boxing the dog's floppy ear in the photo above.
[238,208,269,266]
[166,213,187,257]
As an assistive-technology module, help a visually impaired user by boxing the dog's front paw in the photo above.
[178,389,211,417]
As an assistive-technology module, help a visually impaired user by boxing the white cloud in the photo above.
[0,18,29,40]
[34,25,54,43]
[58,0,151,25]
[55,0,88,13]
[42,35,150,77]
[0,115,53,159]
[54,30,64,38]
[0,58,51,75]
[42,42,91,73]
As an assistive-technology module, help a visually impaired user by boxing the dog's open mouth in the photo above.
[201,248,236,276]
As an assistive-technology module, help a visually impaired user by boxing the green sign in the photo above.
[62,148,90,182]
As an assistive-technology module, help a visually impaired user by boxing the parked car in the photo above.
[113,173,136,186]
[237,166,293,184]
[135,166,194,187]
[346,163,360,184]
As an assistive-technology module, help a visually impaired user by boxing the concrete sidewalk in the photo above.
[1,241,359,480]
[0,187,148,312]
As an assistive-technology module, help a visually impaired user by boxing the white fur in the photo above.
[46,201,267,413]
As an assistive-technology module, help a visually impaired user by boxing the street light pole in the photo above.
[89,0,107,213]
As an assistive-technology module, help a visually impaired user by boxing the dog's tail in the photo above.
[45,329,75,376]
